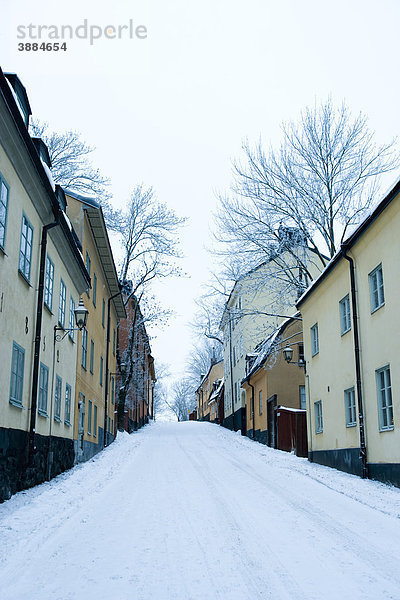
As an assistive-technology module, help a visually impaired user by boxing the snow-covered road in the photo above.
[1,422,400,600]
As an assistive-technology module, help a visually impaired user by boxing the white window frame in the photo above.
[344,387,356,427]
[90,339,94,374]
[339,294,351,335]
[54,375,62,421]
[314,400,323,433]
[93,272,97,307]
[65,383,72,425]
[0,173,9,250]
[69,297,75,340]
[19,214,33,282]
[93,404,97,437]
[81,327,88,369]
[299,385,306,410]
[376,365,393,431]
[369,264,385,313]
[259,389,262,414]
[38,363,49,415]
[311,323,319,356]
[58,279,66,327]
[44,255,54,311]
[10,342,25,407]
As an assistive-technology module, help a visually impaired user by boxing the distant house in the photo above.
[0,69,90,500]
[118,289,155,432]
[242,316,307,456]
[208,378,224,425]
[297,177,400,486]
[196,359,224,422]
[220,230,324,434]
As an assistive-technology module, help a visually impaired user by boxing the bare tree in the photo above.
[165,379,195,422]
[111,185,186,430]
[29,119,110,200]
[216,99,399,293]
[152,362,170,421]
[185,338,223,391]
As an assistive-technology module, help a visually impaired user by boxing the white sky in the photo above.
[3,0,400,384]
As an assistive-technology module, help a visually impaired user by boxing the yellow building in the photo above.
[196,360,224,422]
[242,317,306,449]
[297,178,400,486]
[66,191,126,462]
[0,70,90,500]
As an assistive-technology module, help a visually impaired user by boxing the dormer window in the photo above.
[4,73,32,128]
[32,138,52,169]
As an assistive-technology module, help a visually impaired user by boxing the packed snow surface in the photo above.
[1,421,400,600]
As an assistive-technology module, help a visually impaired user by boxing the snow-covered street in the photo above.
[1,421,400,600]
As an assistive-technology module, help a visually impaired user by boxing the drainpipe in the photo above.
[342,246,368,479]
[29,218,59,462]
[248,377,255,439]
[104,290,122,447]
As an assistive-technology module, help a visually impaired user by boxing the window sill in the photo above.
[64,420,71,427]
[379,426,394,432]
[18,269,32,287]
[9,398,23,409]
[346,422,357,428]
[54,416,61,423]
[315,430,323,434]
[341,327,351,337]
[68,334,75,343]
[44,303,53,316]
[38,410,49,418]
[371,303,385,315]
[0,245,7,257]
[81,365,87,371]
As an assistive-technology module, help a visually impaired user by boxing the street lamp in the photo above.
[282,345,305,369]
[54,297,88,341]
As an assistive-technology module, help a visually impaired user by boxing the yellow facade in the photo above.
[243,319,305,442]
[196,360,224,421]
[299,184,400,484]
[66,192,124,461]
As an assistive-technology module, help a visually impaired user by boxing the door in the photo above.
[267,394,277,448]
[78,393,85,460]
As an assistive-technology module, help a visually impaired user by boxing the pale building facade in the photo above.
[196,359,224,421]
[298,179,400,486]
[221,236,324,433]
[0,70,89,500]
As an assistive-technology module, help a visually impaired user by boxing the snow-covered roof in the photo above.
[243,313,300,381]
[208,378,224,404]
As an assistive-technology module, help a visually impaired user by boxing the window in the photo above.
[93,272,97,307]
[81,327,88,369]
[299,385,306,410]
[339,294,351,335]
[311,323,319,356]
[58,279,66,327]
[9,342,25,406]
[19,215,33,282]
[298,344,305,365]
[314,400,323,433]
[376,366,393,431]
[369,264,385,312]
[111,376,115,404]
[0,174,9,249]
[85,251,91,297]
[65,384,72,424]
[344,387,356,427]
[102,299,105,327]
[44,256,54,310]
[259,390,262,414]
[54,375,62,421]
[90,339,94,373]
[240,336,243,357]
[113,328,116,356]
[69,297,75,340]
[93,404,97,437]
[88,399,92,434]
[100,356,103,386]
[38,363,49,415]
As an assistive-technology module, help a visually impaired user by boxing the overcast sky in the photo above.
[3,0,400,386]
